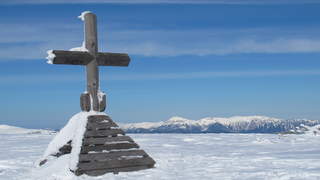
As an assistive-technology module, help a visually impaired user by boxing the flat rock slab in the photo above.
[74,115,156,176]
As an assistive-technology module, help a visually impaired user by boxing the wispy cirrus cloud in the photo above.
[0,23,81,60]
[105,70,320,81]
[1,22,320,60]
[1,69,320,84]
[1,0,319,4]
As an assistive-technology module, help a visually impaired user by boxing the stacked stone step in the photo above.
[74,115,155,176]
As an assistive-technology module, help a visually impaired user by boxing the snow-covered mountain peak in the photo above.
[197,115,280,126]
[165,116,195,124]
[222,115,280,124]
[122,121,162,129]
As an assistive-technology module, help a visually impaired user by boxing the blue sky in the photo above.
[1,1,320,129]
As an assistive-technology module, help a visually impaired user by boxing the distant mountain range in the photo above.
[1,116,319,135]
[121,116,320,133]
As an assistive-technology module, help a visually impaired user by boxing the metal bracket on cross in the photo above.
[39,11,155,176]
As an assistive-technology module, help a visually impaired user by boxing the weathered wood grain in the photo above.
[54,141,72,157]
[49,51,130,66]
[84,12,100,111]
[80,92,91,112]
[86,115,116,129]
[78,156,155,171]
[87,115,111,123]
[83,136,134,145]
[84,129,125,137]
[74,165,153,176]
[80,142,139,153]
[97,52,130,66]
[50,50,93,65]
[79,149,148,161]
[86,121,118,130]
[39,159,47,166]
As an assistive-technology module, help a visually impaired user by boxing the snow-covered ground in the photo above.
[0,125,54,135]
[1,131,320,180]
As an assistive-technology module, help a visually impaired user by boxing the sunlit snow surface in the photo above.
[1,133,320,180]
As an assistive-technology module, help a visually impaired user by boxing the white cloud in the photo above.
[93,28,320,56]
[103,70,320,81]
[1,22,320,60]
[1,70,320,84]
[0,23,82,60]
[1,0,319,4]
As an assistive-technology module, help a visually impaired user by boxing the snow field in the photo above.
[0,133,319,180]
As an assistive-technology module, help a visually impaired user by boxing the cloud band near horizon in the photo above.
[1,69,320,84]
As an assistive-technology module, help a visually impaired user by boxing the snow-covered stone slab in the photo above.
[74,115,155,176]
[39,113,155,176]
[39,111,105,166]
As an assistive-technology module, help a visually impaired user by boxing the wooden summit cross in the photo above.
[49,12,129,112]
[41,11,155,176]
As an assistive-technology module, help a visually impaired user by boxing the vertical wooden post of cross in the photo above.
[83,12,100,112]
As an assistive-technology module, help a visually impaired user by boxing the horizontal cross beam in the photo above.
[50,50,130,66]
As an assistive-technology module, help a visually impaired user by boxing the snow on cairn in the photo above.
[40,111,105,170]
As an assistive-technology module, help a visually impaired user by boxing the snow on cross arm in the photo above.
[69,41,88,52]
[46,50,55,64]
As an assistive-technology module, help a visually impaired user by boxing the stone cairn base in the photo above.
[40,115,155,176]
